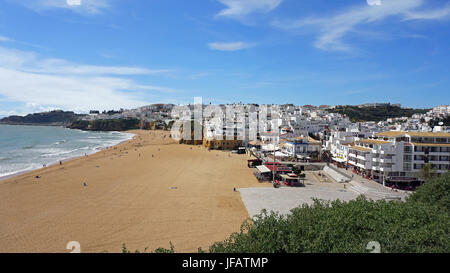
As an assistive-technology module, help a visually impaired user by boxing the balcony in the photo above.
[429,150,450,155]
[357,163,366,169]
[430,160,450,165]
[357,155,366,161]
[380,158,394,164]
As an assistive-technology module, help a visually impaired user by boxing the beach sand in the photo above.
[0,130,269,253]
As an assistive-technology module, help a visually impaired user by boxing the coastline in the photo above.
[0,127,136,183]
[0,130,268,253]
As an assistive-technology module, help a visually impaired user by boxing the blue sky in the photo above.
[0,0,449,116]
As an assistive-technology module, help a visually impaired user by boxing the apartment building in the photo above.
[280,136,322,159]
[345,131,450,185]
[326,129,373,166]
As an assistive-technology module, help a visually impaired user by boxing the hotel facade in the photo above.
[343,131,450,184]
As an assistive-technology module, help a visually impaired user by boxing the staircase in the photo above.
[349,181,402,200]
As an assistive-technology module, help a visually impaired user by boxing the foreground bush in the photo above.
[408,172,450,214]
[209,173,450,253]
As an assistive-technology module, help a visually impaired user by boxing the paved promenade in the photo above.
[239,186,358,217]
[331,166,410,201]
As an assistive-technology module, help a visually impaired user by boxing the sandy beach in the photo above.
[0,130,269,253]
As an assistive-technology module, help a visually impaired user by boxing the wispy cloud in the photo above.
[0,46,175,113]
[216,0,282,18]
[273,0,450,51]
[403,3,450,20]
[14,0,111,15]
[208,41,252,51]
[0,47,172,76]
[0,35,13,42]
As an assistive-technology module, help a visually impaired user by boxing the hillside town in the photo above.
[78,102,450,191]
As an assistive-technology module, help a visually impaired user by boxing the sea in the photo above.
[0,124,135,179]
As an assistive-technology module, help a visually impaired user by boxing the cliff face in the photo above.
[67,119,141,131]
[0,110,154,132]
[0,110,86,126]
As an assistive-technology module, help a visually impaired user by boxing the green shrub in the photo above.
[208,196,449,253]
[408,172,450,214]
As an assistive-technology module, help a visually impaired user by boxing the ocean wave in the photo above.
[40,148,86,158]
[0,164,40,178]
[0,126,136,178]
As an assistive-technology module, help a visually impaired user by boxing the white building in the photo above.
[344,131,450,185]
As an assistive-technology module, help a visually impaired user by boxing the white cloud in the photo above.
[208,41,252,51]
[67,0,82,6]
[0,47,171,76]
[273,0,450,51]
[216,0,282,18]
[0,46,175,113]
[0,35,13,42]
[31,59,172,76]
[367,0,382,6]
[17,0,110,15]
[403,3,450,20]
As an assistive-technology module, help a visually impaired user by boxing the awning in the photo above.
[249,140,263,146]
[271,151,289,157]
[256,165,271,173]
[332,157,346,163]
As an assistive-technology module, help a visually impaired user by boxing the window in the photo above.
[403,163,412,171]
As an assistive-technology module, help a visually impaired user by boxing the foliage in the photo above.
[0,110,85,125]
[121,242,175,253]
[408,172,450,214]
[418,163,437,182]
[429,116,450,127]
[209,195,449,253]
[208,174,450,253]
[327,105,429,122]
